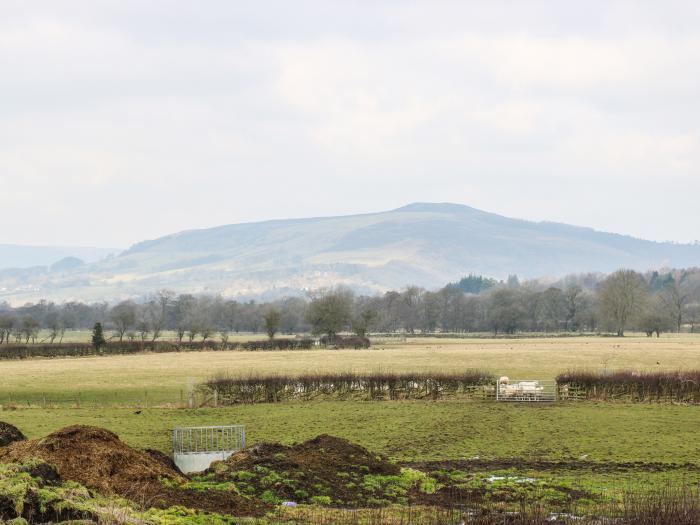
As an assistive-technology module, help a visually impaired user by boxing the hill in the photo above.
[1,203,699,303]
[0,244,119,270]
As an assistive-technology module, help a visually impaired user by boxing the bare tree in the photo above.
[21,316,40,344]
[263,308,282,340]
[399,286,424,334]
[219,300,238,338]
[136,320,150,342]
[598,270,648,336]
[58,310,76,343]
[12,325,23,343]
[306,288,354,338]
[45,311,61,344]
[200,323,214,342]
[0,315,14,344]
[659,279,693,332]
[638,295,675,337]
[486,287,525,335]
[420,292,441,333]
[109,301,137,342]
[563,285,584,331]
[351,306,377,338]
[142,300,165,342]
[183,296,215,342]
[537,287,566,332]
[686,303,700,333]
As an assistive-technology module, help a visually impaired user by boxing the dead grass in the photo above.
[0,335,699,401]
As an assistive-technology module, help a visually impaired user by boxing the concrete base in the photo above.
[174,451,235,474]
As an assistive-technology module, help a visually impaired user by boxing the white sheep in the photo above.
[498,378,544,399]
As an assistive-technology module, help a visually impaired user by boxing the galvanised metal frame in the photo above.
[173,425,246,454]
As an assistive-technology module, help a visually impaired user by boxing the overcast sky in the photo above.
[2,1,699,248]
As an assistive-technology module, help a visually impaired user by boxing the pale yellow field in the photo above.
[1,335,699,401]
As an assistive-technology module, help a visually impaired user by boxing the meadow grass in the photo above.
[1,335,699,403]
[1,401,698,464]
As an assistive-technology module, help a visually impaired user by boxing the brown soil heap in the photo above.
[0,425,263,516]
[0,422,26,448]
[0,425,181,496]
[220,434,399,478]
[205,434,401,506]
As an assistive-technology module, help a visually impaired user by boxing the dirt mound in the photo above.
[0,425,263,517]
[224,434,399,478]
[0,425,180,496]
[203,434,401,506]
[0,421,25,447]
[145,447,183,475]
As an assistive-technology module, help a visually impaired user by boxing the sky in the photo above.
[2,0,700,248]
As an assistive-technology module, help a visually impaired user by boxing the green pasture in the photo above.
[2,401,698,464]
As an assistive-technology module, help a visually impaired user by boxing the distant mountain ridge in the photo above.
[1,203,699,304]
[0,244,120,270]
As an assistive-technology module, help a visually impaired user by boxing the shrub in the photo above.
[556,369,700,403]
[319,335,371,349]
[203,370,495,404]
[0,338,316,360]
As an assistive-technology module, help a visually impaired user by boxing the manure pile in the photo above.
[0,425,182,496]
[0,424,262,517]
[0,421,25,447]
[201,434,411,507]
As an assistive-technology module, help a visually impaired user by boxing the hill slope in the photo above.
[2,203,699,303]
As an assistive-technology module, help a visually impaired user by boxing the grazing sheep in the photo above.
[498,378,544,400]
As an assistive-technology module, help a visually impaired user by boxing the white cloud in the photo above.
[1,1,699,246]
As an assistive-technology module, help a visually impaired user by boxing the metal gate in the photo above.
[172,425,245,473]
[495,378,557,402]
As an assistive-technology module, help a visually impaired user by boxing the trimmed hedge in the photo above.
[557,370,700,403]
[0,338,315,359]
[203,370,496,404]
[319,335,371,349]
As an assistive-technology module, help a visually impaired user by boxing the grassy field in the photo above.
[3,401,699,522]
[2,401,699,464]
[2,336,700,520]
[1,334,699,404]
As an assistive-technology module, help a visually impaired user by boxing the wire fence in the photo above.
[0,383,588,409]
[0,389,207,409]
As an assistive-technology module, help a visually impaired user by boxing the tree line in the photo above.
[1,267,700,343]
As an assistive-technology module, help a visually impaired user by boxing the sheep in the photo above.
[498,378,545,400]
